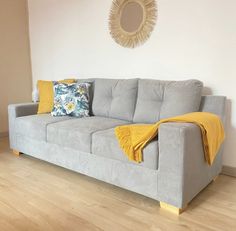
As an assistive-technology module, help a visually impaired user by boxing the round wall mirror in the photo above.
[120,2,144,33]
[109,0,157,48]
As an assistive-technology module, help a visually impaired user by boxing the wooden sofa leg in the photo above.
[12,150,21,156]
[160,202,186,215]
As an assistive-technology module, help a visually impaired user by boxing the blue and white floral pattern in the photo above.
[51,82,90,117]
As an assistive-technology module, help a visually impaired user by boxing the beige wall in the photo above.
[0,0,32,135]
[28,0,236,168]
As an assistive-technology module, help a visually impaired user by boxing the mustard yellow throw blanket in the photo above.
[115,112,225,166]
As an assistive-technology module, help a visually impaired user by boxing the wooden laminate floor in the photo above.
[0,137,236,231]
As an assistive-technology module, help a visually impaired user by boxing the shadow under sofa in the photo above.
[8,78,226,214]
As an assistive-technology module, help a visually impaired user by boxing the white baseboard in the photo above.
[222,165,236,177]
[0,132,8,138]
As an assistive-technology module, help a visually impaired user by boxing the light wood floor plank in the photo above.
[0,137,236,230]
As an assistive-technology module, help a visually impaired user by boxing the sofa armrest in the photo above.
[8,103,38,149]
[8,103,38,118]
[157,122,223,208]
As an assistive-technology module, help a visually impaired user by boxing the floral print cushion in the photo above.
[51,82,91,117]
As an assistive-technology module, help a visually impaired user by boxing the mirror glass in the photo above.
[120,2,144,33]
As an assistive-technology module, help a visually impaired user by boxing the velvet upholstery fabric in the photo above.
[133,79,203,123]
[92,79,138,121]
[92,128,159,170]
[16,135,159,200]
[157,122,223,208]
[47,116,130,152]
[14,114,74,141]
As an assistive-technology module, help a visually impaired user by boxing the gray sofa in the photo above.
[8,78,226,214]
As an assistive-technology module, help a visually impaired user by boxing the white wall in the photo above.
[0,0,32,135]
[28,0,236,168]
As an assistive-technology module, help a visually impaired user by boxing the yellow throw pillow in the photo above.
[37,79,75,114]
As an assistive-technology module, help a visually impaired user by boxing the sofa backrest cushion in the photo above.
[92,79,138,121]
[200,95,226,124]
[133,79,203,123]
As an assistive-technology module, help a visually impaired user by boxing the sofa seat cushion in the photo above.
[92,128,159,170]
[15,114,74,141]
[47,116,130,153]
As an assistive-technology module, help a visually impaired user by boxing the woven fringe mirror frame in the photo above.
[109,0,157,48]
